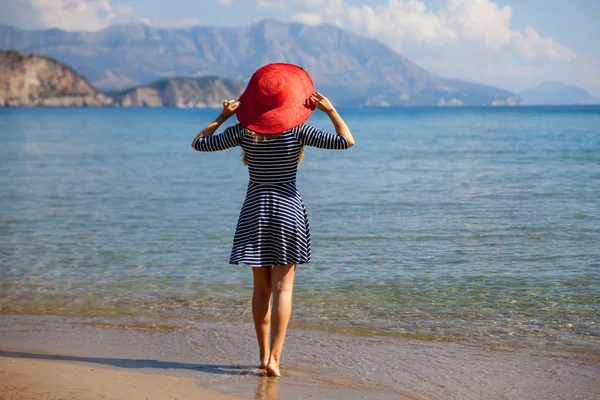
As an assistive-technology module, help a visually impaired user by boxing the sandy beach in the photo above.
[0,355,245,400]
[1,315,598,400]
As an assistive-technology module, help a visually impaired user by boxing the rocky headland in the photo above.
[0,50,112,107]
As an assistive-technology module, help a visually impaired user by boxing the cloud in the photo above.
[293,11,323,25]
[216,0,232,5]
[258,0,286,9]
[512,26,577,62]
[342,0,457,44]
[287,0,588,90]
[13,0,132,31]
[446,0,512,48]
[292,0,571,59]
[8,1,200,30]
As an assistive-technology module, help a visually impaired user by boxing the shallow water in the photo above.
[1,107,599,353]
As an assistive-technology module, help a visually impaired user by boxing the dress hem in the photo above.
[230,260,311,267]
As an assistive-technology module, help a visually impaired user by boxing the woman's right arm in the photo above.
[310,92,355,147]
[191,100,243,152]
[192,124,243,152]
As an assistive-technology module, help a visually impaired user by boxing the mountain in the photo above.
[587,84,600,98]
[0,50,112,107]
[0,50,243,108]
[0,20,518,107]
[110,76,245,107]
[519,81,600,105]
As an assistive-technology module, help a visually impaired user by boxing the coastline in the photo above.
[1,314,598,400]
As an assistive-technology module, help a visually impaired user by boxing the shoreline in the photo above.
[0,308,597,357]
[1,314,598,400]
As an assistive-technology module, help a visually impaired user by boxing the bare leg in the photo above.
[266,264,296,377]
[252,266,272,369]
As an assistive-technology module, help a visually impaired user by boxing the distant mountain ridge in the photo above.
[519,81,600,105]
[0,19,519,107]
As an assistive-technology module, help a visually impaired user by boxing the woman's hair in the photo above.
[241,127,304,166]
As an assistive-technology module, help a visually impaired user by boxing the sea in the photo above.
[1,106,599,357]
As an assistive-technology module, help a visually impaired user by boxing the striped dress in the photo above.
[193,123,349,267]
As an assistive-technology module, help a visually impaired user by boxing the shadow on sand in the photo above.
[1,349,285,399]
[0,349,260,376]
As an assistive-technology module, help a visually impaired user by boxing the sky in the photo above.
[1,0,599,94]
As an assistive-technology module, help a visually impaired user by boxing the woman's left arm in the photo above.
[191,100,241,145]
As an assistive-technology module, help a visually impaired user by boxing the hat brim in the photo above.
[236,98,315,134]
[236,64,316,134]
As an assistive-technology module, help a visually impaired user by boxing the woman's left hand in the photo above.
[220,100,242,119]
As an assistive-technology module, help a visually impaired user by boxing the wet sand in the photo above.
[0,315,598,399]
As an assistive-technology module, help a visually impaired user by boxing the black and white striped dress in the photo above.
[193,123,349,267]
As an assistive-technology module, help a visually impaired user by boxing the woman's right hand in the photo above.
[309,92,335,113]
[220,100,242,119]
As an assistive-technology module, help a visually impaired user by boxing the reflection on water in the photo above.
[255,376,280,400]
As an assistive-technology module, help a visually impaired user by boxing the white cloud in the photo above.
[513,26,577,62]
[292,0,571,59]
[287,0,588,90]
[446,0,512,48]
[216,0,232,5]
[293,11,323,25]
[24,0,128,31]
[343,0,457,44]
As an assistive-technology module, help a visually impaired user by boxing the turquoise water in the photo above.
[1,107,599,352]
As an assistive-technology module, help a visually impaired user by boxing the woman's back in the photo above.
[195,123,350,184]
[242,128,302,184]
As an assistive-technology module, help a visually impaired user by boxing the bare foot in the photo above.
[265,361,281,377]
[260,351,269,369]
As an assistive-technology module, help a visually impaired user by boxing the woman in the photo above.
[191,63,354,377]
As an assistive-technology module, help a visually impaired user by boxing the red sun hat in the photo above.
[236,63,316,134]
